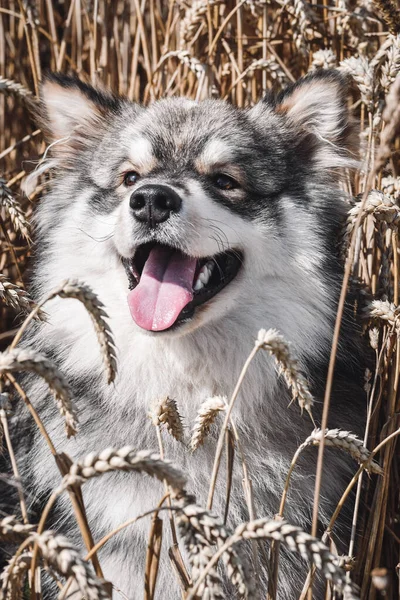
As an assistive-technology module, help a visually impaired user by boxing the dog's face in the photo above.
[38,73,355,336]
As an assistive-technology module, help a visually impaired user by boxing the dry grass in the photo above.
[0,0,399,599]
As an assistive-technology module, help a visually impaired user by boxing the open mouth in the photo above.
[122,242,243,332]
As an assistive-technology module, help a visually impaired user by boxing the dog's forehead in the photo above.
[124,98,246,167]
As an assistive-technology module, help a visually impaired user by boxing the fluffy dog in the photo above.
[5,70,366,598]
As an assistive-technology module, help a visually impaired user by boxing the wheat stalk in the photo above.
[256,328,314,416]
[0,180,30,241]
[0,349,78,437]
[190,396,226,451]
[150,396,184,442]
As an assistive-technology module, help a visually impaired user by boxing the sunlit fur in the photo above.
[9,71,365,598]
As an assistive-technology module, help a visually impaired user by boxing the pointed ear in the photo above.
[39,73,121,144]
[251,70,358,171]
[274,70,357,162]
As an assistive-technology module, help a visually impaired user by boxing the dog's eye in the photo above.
[213,174,239,191]
[124,171,140,186]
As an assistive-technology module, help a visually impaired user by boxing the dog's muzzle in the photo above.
[130,184,182,228]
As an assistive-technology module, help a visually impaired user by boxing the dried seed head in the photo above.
[231,518,359,595]
[180,0,221,45]
[0,274,37,316]
[150,396,184,442]
[0,552,32,600]
[285,0,321,50]
[0,348,78,437]
[0,516,35,541]
[174,495,253,599]
[0,76,32,98]
[364,368,372,395]
[256,329,314,415]
[0,179,30,241]
[311,49,337,70]
[246,58,288,85]
[343,191,400,254]
[164,50,207,79]
[190,396,226,452]
[369,327,379,350]
[368,299,400,329]
[381,175,400,198]
[305,428,383,474]
[380,34,400,94]
[371,567,390,591]
[63,447,187,493]
[47,279,117,384]
[340,56,376,112]
[34,531,110,600]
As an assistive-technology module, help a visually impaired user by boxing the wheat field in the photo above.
[0,0,399,599]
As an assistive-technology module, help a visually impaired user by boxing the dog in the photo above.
[4,70,366,599]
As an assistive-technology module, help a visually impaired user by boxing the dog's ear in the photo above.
[273,71,353,148]
[39,73,121,143]
[251,70,358,170]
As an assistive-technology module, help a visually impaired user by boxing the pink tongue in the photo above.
[128,246,197,331]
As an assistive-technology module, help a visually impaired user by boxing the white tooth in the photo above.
[199,272,207,284]
[206,261,214,272]
[194,278,204,291]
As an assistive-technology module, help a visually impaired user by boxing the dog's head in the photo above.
[37,72,356,337]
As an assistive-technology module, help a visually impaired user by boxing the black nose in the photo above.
[129,184,182,227]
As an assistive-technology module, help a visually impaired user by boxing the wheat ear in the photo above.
[180,0,221,45]
[340,56,376,112]
[311,49,337,70]
[0,275,37,316]
[188,517,360,600]
[33,531,110,600]
[0,516,35,541]
[0,77,32,98]
[52,279,117,384]
[150,397,184,442]
[0,349,78,437]
[306,429,382,473]
[174,494,253,600]
[279,428,381,519]
[190,396,226,451]
[343,190,400,253]
[368,299,400,329]
[256,329,314,416]
[0,179,30,241]
[62,447,187,493]
[371,0,400,35]
[0,552,31,600]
